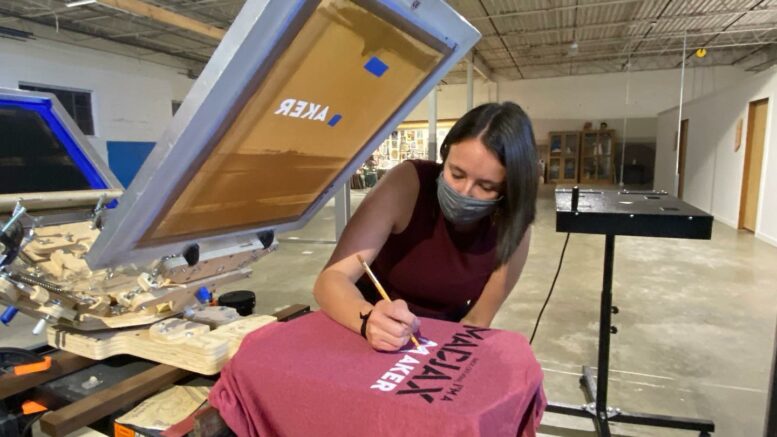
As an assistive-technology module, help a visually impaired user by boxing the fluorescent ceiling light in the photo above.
[66,0,97,7]
[568,40,579,56]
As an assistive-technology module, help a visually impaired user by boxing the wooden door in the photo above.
[739,98,768,231]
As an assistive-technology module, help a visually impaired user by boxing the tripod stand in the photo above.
[546,188,716,437]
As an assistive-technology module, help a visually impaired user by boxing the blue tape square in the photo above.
[328,114,342,127]
[364,56,388,78]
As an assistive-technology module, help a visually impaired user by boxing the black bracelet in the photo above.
[359,310,373,339]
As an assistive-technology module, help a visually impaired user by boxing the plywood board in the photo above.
[47,315,276,375]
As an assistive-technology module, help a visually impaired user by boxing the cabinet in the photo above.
[547,131,580,183]
[545,129,616,185]
[580,129,615,184]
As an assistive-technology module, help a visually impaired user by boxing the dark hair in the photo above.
[440,102,538,266]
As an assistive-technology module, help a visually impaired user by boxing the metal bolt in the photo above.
[2,204,26,234]
[629,214,635,218]
[688,216,693,220]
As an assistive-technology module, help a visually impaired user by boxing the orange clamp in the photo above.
[114,422,136,437]
[13,355,52,376]
[21,400,48,415]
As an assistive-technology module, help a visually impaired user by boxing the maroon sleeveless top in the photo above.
[356,160,498,321]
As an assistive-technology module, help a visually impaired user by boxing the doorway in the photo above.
[739,98,768,232]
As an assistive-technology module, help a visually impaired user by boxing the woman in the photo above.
[313,102,538,351]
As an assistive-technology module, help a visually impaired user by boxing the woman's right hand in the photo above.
[365,299,420,351]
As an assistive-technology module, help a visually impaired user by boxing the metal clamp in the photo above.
[2,202,27,234]
[91,193,108,230]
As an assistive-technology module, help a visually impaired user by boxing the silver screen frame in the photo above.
[86,0,480,268]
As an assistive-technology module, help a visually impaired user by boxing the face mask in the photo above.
[436,173,502,225]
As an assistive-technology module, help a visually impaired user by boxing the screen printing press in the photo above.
[0,1,544,436]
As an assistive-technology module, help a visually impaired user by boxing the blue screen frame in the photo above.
[0,97,108,190]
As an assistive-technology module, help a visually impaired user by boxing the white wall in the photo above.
[406,66,752,144]
[655,68,777,246]
[0,37,194,164]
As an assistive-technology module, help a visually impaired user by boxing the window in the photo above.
[18,83,95,135]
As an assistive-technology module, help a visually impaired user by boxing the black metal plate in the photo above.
[555,188,713,239]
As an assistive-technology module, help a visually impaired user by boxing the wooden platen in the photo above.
[47,314,277,375]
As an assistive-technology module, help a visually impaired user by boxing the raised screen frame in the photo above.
[86,0,480,268]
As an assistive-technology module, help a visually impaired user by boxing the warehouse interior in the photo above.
[0,1,776,436]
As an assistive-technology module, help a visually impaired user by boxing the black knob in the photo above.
[183,243,200,267]
[612,306,619,314]
[257,231,275,249]
[610,326,618,334]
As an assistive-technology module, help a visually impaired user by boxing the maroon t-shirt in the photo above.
[210,311,546,437]
[357,160,498,321]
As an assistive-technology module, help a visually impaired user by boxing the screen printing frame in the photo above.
[0,87,123,204]
[86,0,480,268]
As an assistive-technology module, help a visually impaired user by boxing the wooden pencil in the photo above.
[356,255,421,348]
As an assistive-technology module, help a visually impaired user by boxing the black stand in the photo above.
[546,234,715,436]
[765,319,777,437]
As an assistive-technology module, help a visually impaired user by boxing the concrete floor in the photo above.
[3,185,776,436]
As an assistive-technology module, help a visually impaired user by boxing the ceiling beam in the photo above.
[0,6,210,64]
[469,0,642,21]
[479,7,777,40]
[476,0,523,79]
[491,41,774,69]
[94,0,226,40]
[675,0,768,68]
[475,27,777,58]
[470,50,494,82]
[745,55,777,72]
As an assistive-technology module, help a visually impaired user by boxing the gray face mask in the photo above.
[436,173,502,225]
